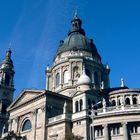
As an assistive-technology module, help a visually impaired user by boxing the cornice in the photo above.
[109,88,140,95]
[8,91,46,112]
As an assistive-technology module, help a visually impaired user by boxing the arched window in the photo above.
[75,22,78,27]
[94,71,99,84]
[125,98,130,105]
[55,73,60,87]
[133,97,137,105]
[80,99,83,111]
[88,99,91,109]
[5,74,10,86]
[118,99,121,106]
[130,125,138,133]
[63,70,69,84]
[22,119,32,131]
[75,101,78,112]
[112,100,116,106]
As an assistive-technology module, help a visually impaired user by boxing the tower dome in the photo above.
[1,48,13,69]
[56,14,101,61]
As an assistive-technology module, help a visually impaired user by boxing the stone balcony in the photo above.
[48,113,71,124]
[97,104,140,117]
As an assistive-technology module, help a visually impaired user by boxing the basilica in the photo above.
[0,14,140,140]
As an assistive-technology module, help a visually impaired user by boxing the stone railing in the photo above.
[97,104,140,115]
[48,113,71,124]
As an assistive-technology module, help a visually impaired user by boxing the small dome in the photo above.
[77,71,91,85]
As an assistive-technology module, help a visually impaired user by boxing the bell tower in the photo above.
[0,48,15,136]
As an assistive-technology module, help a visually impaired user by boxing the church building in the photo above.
[0,14,140,140]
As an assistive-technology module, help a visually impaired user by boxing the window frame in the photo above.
[55,73,60,87]
[21,118,32,132]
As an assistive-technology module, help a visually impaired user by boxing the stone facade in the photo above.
[0,14,140,140]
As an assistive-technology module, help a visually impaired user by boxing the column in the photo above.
[115,97,118,109]
[122,122,128,140]
[73,100,75,113]
[52,74,55,91]
[8,119,12,132]
[15,117,19,133]
[46,74,49,90]
[32,109,38,140]
[104,124,109,140]
[130,95,133,107]
[83,95,86,110]
[95,129,98,138]
[103,98,106,113]
[121,96,125,110]
[69,62,72,85]
[60,67,62,86]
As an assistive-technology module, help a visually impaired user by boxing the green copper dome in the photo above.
[56,15,101,61]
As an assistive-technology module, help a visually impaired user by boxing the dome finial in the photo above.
[6,48,12,58]
[74,9,78,17]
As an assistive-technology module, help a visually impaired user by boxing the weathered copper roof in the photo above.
[56,15,101,61]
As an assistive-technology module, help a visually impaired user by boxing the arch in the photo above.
[5,74,10,86]
[94,71,99,84]
[79,99,83,111]
[125,97,130,105]
[133,97,137,105]
[75,101,78,112]
[75,22,78,27]
[63,70,69,84]
[112,100,116,106]
[55,73,60,87]
[22,119,32,132]
[118,99,121,106]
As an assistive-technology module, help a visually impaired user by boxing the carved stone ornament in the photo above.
[32,109,38,115]
[14,117,19,123]
[41,105,45,112]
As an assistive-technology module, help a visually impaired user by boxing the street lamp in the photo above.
[89,101,102,140]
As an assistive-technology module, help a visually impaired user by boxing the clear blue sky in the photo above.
[0,0,140,98]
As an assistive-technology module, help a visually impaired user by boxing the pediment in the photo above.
[8,89,45,110]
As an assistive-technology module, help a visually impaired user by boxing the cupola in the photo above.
[77,65,91,91]
[1,48,14,70]
[68,13,85,36]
